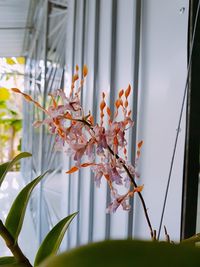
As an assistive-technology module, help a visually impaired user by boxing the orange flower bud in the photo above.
[100,100,106,111]
[125,84,131,98]
[81,162,95,168]
[88,115,94,125]
[23,94,32,101]
[66,166,79,174]
[115,99,121,109]
[118,89,124,98]
[83,64,88,77]
[125,100,128,108]
[134,185,144,193]
[137,140,143,149]
[11,88,21,93]
[72,74,79,82]
[107,107,111,117]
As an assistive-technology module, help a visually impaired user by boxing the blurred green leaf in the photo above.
[0,119,11,125]
[34,212,78,266]
[0,152,32,187]
[38,240,200,267]
[11,120,22,132]
[0,101,6,109]
[5,171,48,242]
[5,74,10,81]
[0,135,9,142]
[0,257,16,265]
[17,138,22,151]
[0,112,7,117]
[8,110,18,116]
[0,163,9,184]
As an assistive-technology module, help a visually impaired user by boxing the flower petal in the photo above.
[66,166,79,174]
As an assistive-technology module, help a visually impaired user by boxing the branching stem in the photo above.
[0,220,32,267]
[82,119,154,239]
[107,145,154,239]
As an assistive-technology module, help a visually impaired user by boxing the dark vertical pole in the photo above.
[105,0,118,240]
[77,0,86,246]
[127,0,141,238]
[88,0,100,243]
[181,0,200,239]
[67,0,77,249]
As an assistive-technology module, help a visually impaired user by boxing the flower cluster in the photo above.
[12,65,143,213]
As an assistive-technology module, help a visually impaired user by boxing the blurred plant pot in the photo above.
[39,239,200,267]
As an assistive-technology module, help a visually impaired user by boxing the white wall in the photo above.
[134,0,188,241]
[64,0,189,246]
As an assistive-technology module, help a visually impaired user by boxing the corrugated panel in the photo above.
[0,0,31,57]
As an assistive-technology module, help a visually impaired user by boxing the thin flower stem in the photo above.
[106,145,154,239]
[0,220,32,267]
[82,119,154,239]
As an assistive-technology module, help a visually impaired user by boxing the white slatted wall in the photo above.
[59,0,189,248]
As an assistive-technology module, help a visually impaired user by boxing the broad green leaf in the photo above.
[38,240,200,267]
[0,257,16,265]
[34,212,78,266]
[0,152,32,187]
[5,171,48,241]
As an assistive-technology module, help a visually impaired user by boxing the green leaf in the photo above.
[5,171,48,242]
[8,110,18,116]
[0,257,16,265]
[34,212,78,266]
[0,163,9,185]
[0,152,32,187]
[11,120,22,132]
[17,138,22,151]
[0,101,6,109]
[38,240,200,267]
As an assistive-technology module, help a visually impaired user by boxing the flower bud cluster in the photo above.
[12,65,143,213]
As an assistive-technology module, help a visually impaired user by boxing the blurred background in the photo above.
[0,0,199,264]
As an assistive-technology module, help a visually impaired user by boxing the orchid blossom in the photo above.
[12,65,154,238]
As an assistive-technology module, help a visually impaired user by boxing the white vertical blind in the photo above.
[64,0,189,247]
[134,0,188,240]
[21,0,189,254]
